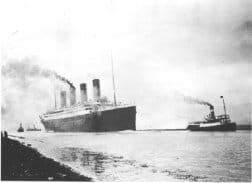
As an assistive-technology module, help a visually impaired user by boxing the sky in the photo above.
[1,0,252,130]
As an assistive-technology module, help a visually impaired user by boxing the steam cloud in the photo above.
[1,59,75,131]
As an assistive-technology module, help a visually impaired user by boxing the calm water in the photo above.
[11,130,251,181]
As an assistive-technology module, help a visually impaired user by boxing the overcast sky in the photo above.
[1,0,252,129]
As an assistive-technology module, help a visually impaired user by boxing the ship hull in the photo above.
[41,106,136,132]
[187,122,236,131]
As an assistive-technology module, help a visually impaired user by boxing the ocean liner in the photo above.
[187,96,236,131]
[40,79,136,132]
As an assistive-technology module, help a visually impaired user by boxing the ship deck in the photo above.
[42,104,135,120]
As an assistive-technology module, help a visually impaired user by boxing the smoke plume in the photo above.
[1,59,74,131]
[2,59,75,89]
[183,95,213,107]
[175,93,213,107]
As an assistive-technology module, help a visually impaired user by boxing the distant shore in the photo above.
[1,133,92,181]
[138,129,187,131]
[236,125,251,130]
[138,124,251,131]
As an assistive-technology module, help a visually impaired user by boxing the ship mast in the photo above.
[110,0,117,106]
[220,96,227,116]
[111,50,117,106]
[53,76,57,109]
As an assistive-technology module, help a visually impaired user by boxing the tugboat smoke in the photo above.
[182,95,213,107]
[176,93,213,107]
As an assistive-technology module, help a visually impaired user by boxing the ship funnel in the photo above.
[93,79,101,101]
[70,87,76,106]
[209,105,216,119]
[80,83,88,103]
[60,91,67,108]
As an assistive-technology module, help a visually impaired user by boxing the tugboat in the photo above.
[187,96,236,131]
[27,124,42,131]
[17,123,24,132]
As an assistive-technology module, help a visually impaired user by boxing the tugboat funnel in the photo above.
[209,105,216,119]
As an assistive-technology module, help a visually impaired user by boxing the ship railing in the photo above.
[42,101,134,116]
[43,106,93,117]
[217,114,230,120]
[220,118,231,124]
[188,121,201,125]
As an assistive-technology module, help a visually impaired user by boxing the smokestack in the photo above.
[209,105,216,119]
[93,79,101,101]
[80,83,88,103]
[70,87,76,106]
[60,91,67,108]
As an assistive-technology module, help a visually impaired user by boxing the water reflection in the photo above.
[58,147,137,180]
[57,147,206,181]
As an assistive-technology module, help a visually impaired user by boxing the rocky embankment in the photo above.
[1,132,92,181]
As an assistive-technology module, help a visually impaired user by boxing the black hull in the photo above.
[187,123,236,131]
[41,106,136,132]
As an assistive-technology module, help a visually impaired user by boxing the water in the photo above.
[10,130,251,181]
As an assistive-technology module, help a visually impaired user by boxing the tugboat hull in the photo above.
[187,122,236,131]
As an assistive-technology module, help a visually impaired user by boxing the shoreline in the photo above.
[1,134,92,181]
